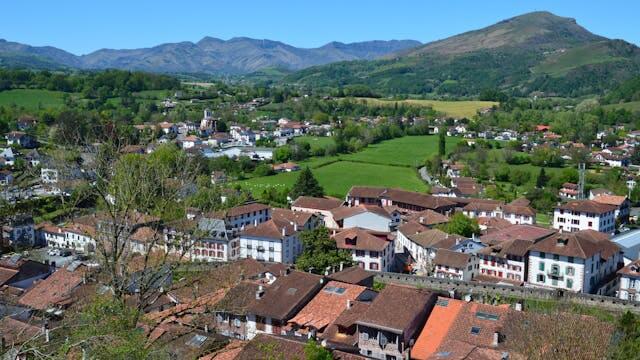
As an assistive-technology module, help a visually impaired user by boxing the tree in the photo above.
[296,227,352,273]
[439,213,479,237]
[536,168,549,188]
[438,128,446,156]
[290,167,324,199]
[304,339,333,360]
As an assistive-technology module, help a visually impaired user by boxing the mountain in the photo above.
[0,37,421,75]
[286,11,640,97]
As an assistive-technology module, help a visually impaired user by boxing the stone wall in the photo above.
[373,272,640,314]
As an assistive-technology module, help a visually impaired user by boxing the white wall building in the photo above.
[527,230,622,294]
[333,228,394,272]
[617,260,640,301]
[553,200,617,235]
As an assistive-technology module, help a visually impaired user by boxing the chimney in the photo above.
[294,223,298,232]
[204,324,209,333]
[347,299,353,309]
[285,267,290,276]
[339,261,344,271]
[419,216,424,224]
[492,332,500,347]
[514,302,523,311]
[254,219,258,226]
[282,227,286,237]
[256,285,265,299]
[332,229,336,236]
[319,278,324,285]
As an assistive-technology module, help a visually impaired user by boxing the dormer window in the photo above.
[556,238,569,247]
[345,236,357,246]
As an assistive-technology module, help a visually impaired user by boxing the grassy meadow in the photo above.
[355,97,498,118]
[0,89,68,110]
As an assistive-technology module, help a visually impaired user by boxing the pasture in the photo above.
[355,97,498,118]
[0,89,68,110]
[240,160,427,198]
[342,135,462,167]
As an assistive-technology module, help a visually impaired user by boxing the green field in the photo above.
[342,135,462,167]
[603,101,640,112]
[133,90,171,99]
[356,98,498,118]
[293,135,335,151]
[240,160,427,198]
[0,89,68,110]
[534,43,625,77]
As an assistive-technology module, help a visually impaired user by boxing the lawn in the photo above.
[240,160,428,198]
[355,97,498,118]
[342,135,462,167]
[0,89,68,110]
[133,90,171,99]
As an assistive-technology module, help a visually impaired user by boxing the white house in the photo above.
[502,204,536,225]
[0,148,15,166]
[399,228,466,275]
[238,210,313,264]
[329,205,400,232]
[477,239,531,283]
[462,201,502,219]
[592,194,631,224]
[617,260,640,301]
[333,228,394,272]
[432,249,476,281]
[190,217,239,262]
[527,230,623,294]
[290,196,343,228]
[210,203,271,230]
[158,121,177,134]
[553,200,617,235]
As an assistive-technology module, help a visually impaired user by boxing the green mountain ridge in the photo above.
[286,11,640,97]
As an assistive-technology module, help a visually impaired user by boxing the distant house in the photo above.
[272,162,300,173]
[0,170,13,186]
[559,182,580,199]
[2,215,36,247]
[207,203,271,230]
[16,116,37,131]
[18,264,88,311]
[213,281,261,340]
[158,121,177,134]
[291,196,343,227]
[346,187,456,214]
[0,148,15,166]
[191,216,239,262]
[180,135,202,149]
[210,170,227,185]
[397,228,466,275]
[24,149,41,166]
[5,131,36,148]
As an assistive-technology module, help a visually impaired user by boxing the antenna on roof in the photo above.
[578,163,586,200]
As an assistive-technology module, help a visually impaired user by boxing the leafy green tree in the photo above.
[290,167,324,199]
[509,169,530,186]
[304,340,333,360]
[439,213,479,237]
[296,227,353,273]
[536,168,549,188]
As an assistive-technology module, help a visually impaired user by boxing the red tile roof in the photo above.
[529,230,618,259]
[292,196,343,211]
[412,297,512,360]
[433,249,472,269]
[288,281,367,332]
[333,228,391,252]
[357,284,435,334]
[592,194,628,207]
[19,266,86,310]
[556,200,617,214]
[480,225,555,246]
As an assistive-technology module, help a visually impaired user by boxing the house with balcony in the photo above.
[356,285,436,360]
[527,230,623,294]
[617,260,640,301]
[477,239,531,284]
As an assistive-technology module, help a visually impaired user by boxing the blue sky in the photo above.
[2,0,638,55]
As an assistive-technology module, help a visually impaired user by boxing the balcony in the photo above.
[547,269,564,280]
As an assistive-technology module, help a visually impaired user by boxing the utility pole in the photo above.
[578,163,586,200]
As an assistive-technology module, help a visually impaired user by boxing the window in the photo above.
[537,274,545,283]
[369,263,379,271]
[540,252,546,259]
[553,254,559,261]
[355,250,366,257]
[551,265,560,276]
[568,256,574,263]
[370,251,379,258]
[539,262,545,271]
[566,279,573,289]
[566,267,574,276]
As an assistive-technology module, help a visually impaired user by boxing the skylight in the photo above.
[186,334,208,348]
[470,326,481,335]
[323,286,347,295]
[436,299,449,307]
[476,311,500,321]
